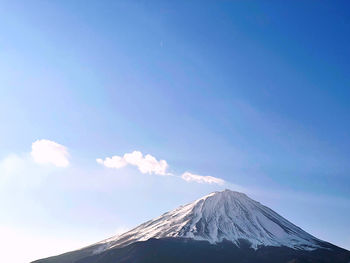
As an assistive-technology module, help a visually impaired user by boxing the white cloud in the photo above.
[181,172,224,185]
[96,156,126,169]
[31,139,70,167]
[97,151,169,175]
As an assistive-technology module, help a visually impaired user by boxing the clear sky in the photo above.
[1,1,349,262]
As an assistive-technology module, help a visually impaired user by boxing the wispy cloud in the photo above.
[96,156,127,169]
[181,172,224,185]
[31,139,70,167]
[97,151,169,175]
[97,151,226,185]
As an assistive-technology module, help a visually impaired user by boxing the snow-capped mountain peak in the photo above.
[97,189,324,251]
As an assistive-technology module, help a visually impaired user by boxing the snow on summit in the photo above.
[96,189,325,251]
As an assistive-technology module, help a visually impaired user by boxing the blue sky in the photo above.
[1,1,349,262]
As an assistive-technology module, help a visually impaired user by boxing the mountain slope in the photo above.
[76,239,350,263]
[97,190,324,251]
[33,190,350,263]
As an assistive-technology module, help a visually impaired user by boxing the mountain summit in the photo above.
[98,189,323,250]
[33,190,350,263]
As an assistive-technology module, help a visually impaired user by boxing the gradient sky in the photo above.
[1,1,350,262]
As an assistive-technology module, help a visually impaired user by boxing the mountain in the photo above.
[33,190,350,263]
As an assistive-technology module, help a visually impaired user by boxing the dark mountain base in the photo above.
[35,238,350,263]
